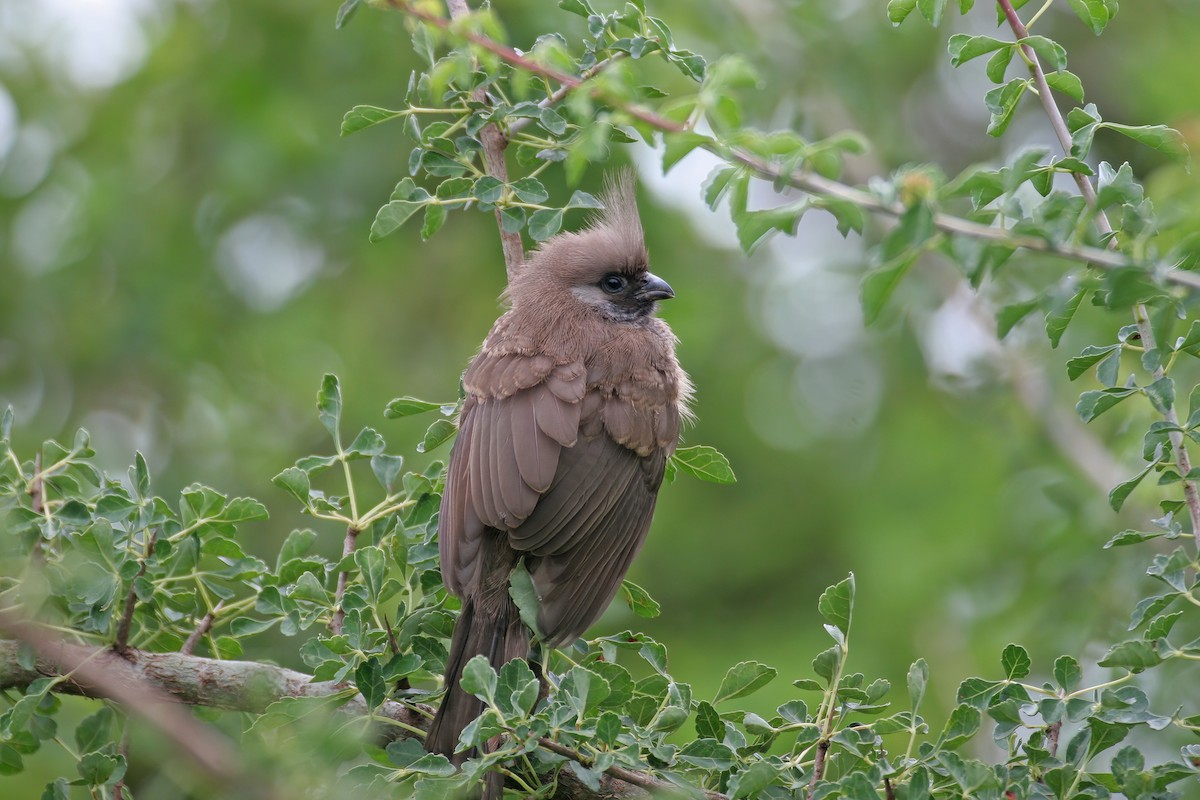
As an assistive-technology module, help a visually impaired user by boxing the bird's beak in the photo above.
[638,273,675,302]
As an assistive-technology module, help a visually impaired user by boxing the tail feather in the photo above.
[426,594,529,763]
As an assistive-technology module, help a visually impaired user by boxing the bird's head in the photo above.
[506,171,674,322]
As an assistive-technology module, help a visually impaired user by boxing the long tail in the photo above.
[425,592,528,762]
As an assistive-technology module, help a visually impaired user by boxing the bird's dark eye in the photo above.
[600,274,627,294]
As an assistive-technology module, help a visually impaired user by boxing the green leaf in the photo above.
[472,176,504,204]
[386,738,457,777]
[1053,656,1082,692]
[1067,103,1102,158]
[317,374,342,439]
[369,201,424,241]
[538,107,567,135]
[729,760,779,799]
[416,419,456,454]
[1099,641,1163,672]
[355,546,387,602]
[917,0,949,26]
[997,299,1040,339]
[1045,286,1086,348]
[74,707,115,754]
[459,655,497,703]
[1144,377,1175,415]
[662,132,711,172]
[508,562,543,640]
[695,700,722,739]
[1046,70,1085,103]
[1076,387,1138,422]
[677,739,736,771]
[557,0,596,18]
[985,47,1014,83]
[509,177,548,204]
[733,204,808,253]
[714,660,778,704]
[1104,122,1189,161]
[384,397,443,418]
[940,704,981,749]
[528,209,564,241]
[947,34,1008,67]
[887,0,918,25]
[564,190,603,210]
[1108,460,1156,512]
[669,445,736,483]
[341,105,404,136]
[1021,35,1067,71]
[818,574,855,633]
[1067,344,1121,380]
[420,204,447,241]
[355,658,387,710]
[619,580,661,618]
[335,0,362,30]
[272,467,311,506]
[908,658,930,712]
[861,252,918,325]
[1001,643,1031,680]
[370,453,404,492]
[1067,0,1111,34]
[984,79,1029,137]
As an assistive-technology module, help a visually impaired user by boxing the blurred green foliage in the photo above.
[3,0,1200,794]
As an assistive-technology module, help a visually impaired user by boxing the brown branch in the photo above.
[998,0,1200,545]
[442,0,525,278]
[0,614,267,798]
[330,525,360,636]
[114,529,157,654]
[0,635,685,800]
[387,0,1200,292]
[182,600,223,656]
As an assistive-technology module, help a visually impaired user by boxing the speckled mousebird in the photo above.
[425,172,691,764]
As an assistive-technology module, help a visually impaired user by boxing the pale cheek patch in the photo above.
[570,285,611,308]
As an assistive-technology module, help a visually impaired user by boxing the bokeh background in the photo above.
[3,0,1200,789]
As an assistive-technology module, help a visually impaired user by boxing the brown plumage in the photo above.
[426,173,691,767]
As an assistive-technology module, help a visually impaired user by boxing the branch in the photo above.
[0,615,268,798]
[443,0,524,279]
[114,528,157,653]
[998,0,1200,545]
[387,0,1200,292]
[0,636,698,800]
[181,599,222,656]
[330,524,360,636]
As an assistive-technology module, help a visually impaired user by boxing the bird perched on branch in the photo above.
[426,172,691,768]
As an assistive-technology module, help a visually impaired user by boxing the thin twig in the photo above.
[537,737,726,800]
[387,0,1200,291]
[330,526,360,637]
[182,600,223,657]
[29,452,44,561]
[114,529,158,655]
[443,0,525,278]
[998,0,1200,544]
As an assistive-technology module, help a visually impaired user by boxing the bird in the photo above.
[425,171,691,769]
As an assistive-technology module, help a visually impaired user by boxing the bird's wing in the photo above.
[510,390,681,646]
[438,353,586,597]
[439,346,682,646]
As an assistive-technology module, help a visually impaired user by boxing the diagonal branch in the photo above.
[443,0,524,278]
[0,635,705,800]
[998,0,1200,545]
[387,0,1200,292]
